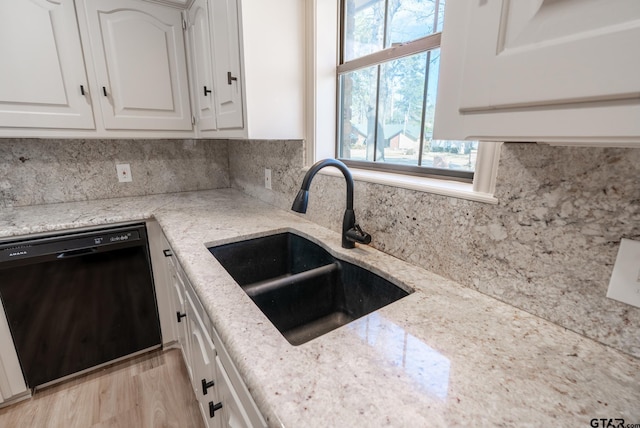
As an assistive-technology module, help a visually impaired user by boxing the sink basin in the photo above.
[208,232,410,345]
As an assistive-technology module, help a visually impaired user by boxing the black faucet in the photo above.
[291,159,371,249]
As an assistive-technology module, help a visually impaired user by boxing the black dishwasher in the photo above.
[0,223,161,389]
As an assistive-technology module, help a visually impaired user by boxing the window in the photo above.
[337,0,478,181]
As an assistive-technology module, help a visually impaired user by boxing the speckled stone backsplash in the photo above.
[229,140,640,358]
[0,139,229,208]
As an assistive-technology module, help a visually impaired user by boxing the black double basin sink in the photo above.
[208,232,410,345]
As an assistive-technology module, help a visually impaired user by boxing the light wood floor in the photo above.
[0,348,205,428]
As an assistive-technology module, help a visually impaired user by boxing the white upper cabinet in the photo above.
[186,0,218,132]
[0,0,250,138]
[434,0,640,145]
[209,0,244,130]
[0,0,94,130]
[76,0,192,131]
[185,0,245,135]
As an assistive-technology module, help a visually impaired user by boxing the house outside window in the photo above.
[337,0,478,181]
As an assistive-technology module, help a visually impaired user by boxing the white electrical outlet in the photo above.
[265,168,272,190]
[607,238,640,308]
[116,163,132,183]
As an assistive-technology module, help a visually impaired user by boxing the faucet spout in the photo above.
[291,159,370,249]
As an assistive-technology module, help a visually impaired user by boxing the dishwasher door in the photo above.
[0,224,161,389]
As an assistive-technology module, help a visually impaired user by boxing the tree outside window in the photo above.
[338,0,478,179]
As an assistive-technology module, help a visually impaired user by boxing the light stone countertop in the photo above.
[1,189,639,427]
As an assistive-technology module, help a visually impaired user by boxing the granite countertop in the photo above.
[1,189,639,427]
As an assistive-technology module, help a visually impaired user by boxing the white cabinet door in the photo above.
[434,0,640,144]
[215,356,253,428]
[171,267,192,380]
[186,0,218,132]
[0,299,28,404]
[78,0,192,131]
[186,288,222,428]
[147,221,179,346]
[0,0,94,130]
[210,322,267,428]
[210,0,244,129]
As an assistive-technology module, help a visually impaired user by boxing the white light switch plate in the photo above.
[607,238,640,308]
[116,163,132,183]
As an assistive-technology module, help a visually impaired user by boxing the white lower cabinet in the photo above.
[185,278,223,427]
[215,356,254,428]
[173,269,193,380]
[152,229,266,428]
[147,221,178,346]
[0,300,28,406]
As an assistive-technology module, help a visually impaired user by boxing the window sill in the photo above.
[314,167,498,204]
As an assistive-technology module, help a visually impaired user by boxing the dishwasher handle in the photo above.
[56,247,98,259]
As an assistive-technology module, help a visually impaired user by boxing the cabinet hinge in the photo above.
[192,116,197,126]
[182,19,187,31]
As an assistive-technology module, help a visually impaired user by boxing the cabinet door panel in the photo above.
[0,298,28,402]
[210,0,244,129]
[189,321,217,426]
[80,0,192,130]
[0,0,94,129]
[434,0,640,143]
[186,290,216,393]
[459,0,640,111]
[172,270,192,380]
[215,356,252,428]
[186,282,221,428]
[146,223,179,346]
[187,0,218,131]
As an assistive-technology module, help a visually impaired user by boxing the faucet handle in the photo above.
[346,224,372,245]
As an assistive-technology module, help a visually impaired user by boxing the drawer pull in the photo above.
[163,249,173,257]
[202,378,215,395]
[176,311,186,322]
[209,401,223,417]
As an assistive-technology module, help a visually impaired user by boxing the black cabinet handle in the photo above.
[204,86,212,96]
[227,72,237,85]
[80,85,86,95]
[209,401,223,418]
[57,247,97,259]
[201,378,215,395]
[163,249,173,257]
[176,311,186,322]
[102,86,108,97]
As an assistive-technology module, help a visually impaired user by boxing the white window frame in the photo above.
[304,0,500,204]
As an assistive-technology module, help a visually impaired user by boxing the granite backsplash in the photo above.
[1,137,638,358]
[0,139,229,208]
[228,140,640,359]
